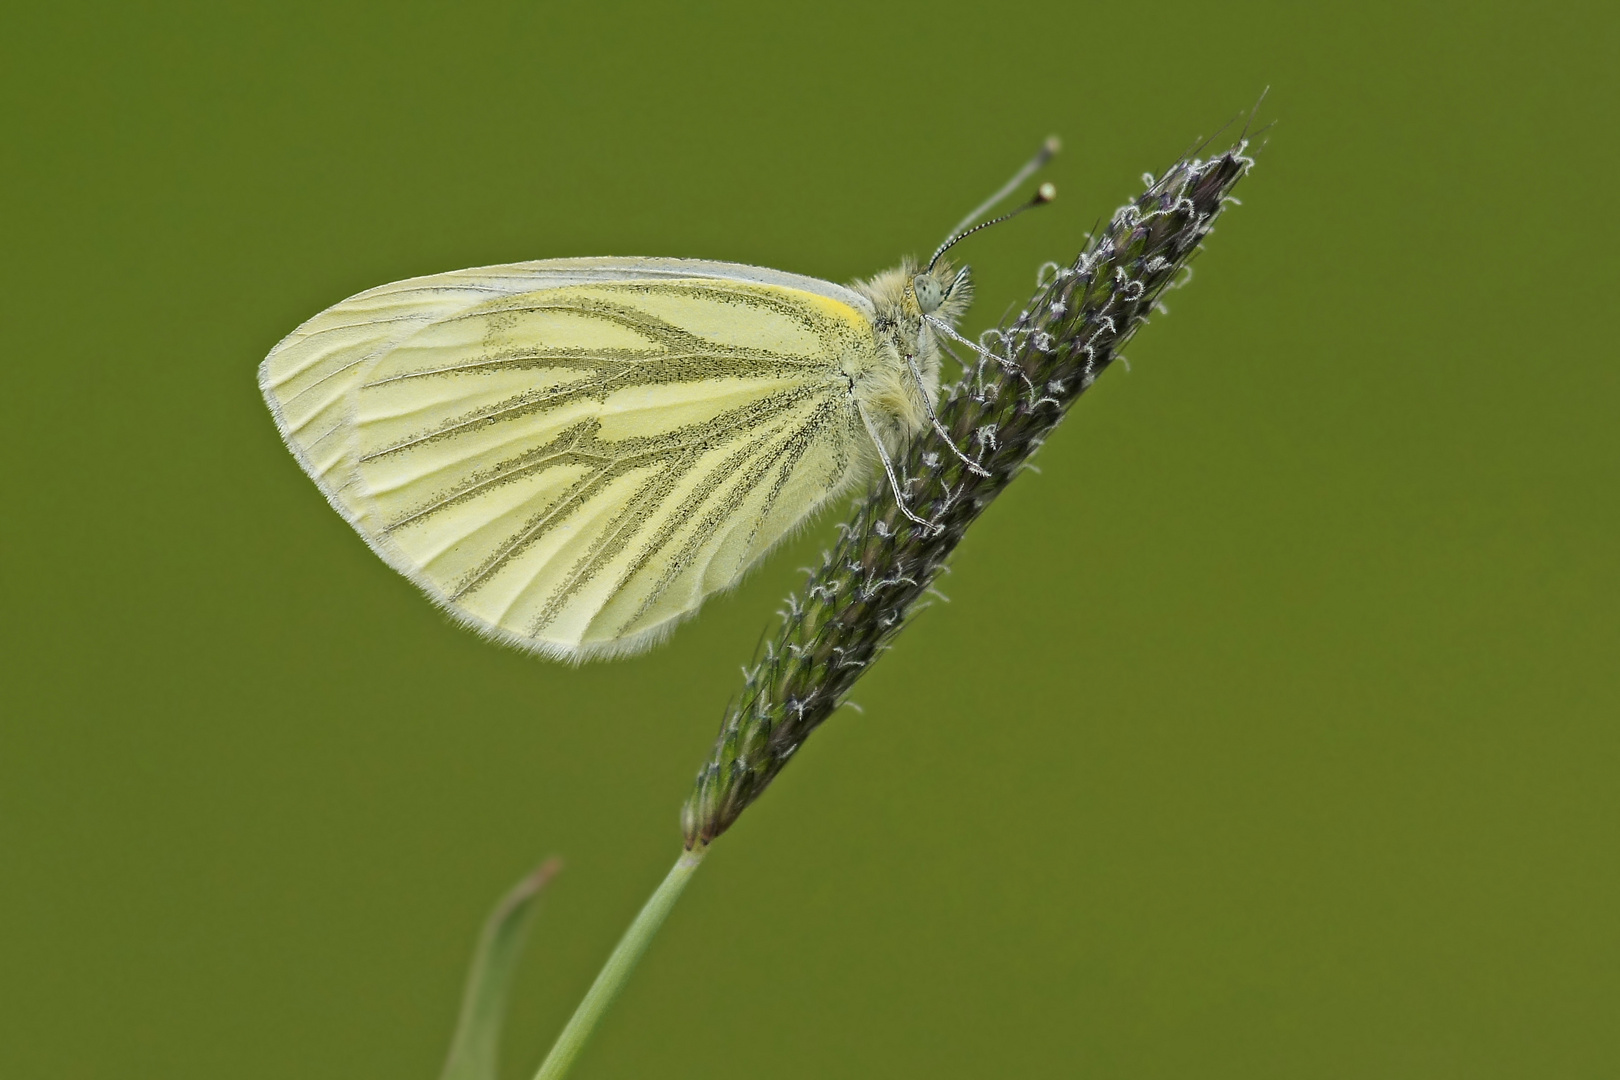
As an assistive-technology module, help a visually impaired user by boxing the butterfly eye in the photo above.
[912,274,945,314]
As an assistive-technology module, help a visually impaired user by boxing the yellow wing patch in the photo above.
[261,267,877,659]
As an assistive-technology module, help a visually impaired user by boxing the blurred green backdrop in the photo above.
[3,2,1615,1077]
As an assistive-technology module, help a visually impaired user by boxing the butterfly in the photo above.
[259,147,1055,661]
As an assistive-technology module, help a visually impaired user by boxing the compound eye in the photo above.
[912,274,945,314]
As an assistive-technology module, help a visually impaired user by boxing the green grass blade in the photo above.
[440,858,563,1080]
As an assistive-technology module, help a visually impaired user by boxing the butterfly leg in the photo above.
[856,400,935,532]
[925,315,1038,399]
[903,353,991,477]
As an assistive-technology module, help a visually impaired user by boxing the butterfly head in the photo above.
[906,259,973,326]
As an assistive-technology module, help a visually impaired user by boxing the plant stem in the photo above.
[532,846,706,1080]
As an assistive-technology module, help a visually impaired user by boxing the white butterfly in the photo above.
[260,151,1054,661]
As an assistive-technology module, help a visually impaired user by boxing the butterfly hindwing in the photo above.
[261,261,878,659]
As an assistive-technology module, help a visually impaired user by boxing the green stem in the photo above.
[533,846,706,1080]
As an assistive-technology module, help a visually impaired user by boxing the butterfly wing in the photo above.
[260,259,878,659]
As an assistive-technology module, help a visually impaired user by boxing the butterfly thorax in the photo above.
[849,258,973,455]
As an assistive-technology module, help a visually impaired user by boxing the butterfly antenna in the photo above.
[942,135,1062,242]
[927,183,1057,275]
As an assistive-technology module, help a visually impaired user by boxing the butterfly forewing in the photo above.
[261,261,877,659]
[259,268,538,512]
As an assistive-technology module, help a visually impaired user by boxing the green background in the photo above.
[4,2,1615,1077]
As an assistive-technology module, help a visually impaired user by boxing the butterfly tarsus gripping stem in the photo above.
[905,353,991,478]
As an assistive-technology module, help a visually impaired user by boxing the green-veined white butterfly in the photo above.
[260,150,1055,661]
